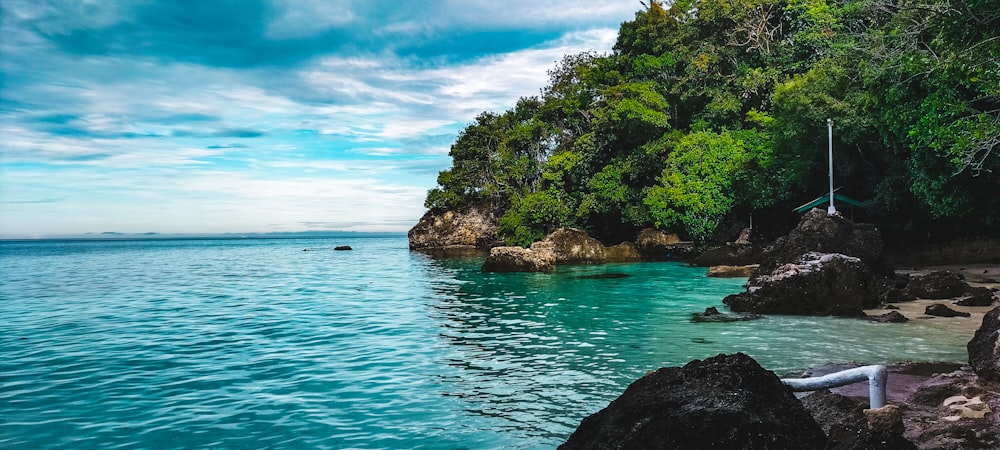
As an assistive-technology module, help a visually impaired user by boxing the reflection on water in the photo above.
[0,239,978,449]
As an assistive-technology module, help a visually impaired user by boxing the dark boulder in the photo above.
[924,303,971,317]
[905,271,971,299]
[955,287,997,307]
[560,353,827,450]
[333,245,352,251]
[723,252,878,316]
[968,306,1000,381]
[758,208,891,276]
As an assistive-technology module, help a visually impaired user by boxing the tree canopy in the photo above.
[423,0,1000,246]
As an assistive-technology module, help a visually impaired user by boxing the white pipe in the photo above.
[827,118,836,215]
[782,365,887,409]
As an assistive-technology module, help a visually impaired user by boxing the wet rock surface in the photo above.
[968,306,1000,382]
[723,252,877,316]
[560,353,827,450]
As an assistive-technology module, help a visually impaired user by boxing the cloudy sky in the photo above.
[0,1,640,238]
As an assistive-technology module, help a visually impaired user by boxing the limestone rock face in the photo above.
[560,353,827,450]
[968,306,1000,381]
[480,246,555,273]
[706,264,759,278]
[481,228,647,272]
[408,208,501,251]
[544,228,609,264]
[759,208,890,275]
[635,228,689,261]
[723,252,877,316]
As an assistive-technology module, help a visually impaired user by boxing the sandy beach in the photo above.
[864,264,1000,337]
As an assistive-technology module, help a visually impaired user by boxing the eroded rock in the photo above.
[480,246,555,273]
[408,207,501,251]
[906,271,972,299]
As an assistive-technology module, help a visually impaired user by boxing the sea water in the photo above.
[0,236,972,449]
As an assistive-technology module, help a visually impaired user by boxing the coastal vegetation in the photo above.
[423,0,999,247]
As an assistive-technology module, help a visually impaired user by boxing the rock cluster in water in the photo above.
[480,227,679,272]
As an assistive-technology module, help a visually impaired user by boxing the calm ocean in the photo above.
[0,236,971,448]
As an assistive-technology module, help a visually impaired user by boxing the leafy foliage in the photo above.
[423,0,1000,244]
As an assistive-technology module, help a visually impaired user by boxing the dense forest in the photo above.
[423,0,999,247]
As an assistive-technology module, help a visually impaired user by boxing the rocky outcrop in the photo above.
[560,353,827,449]
[693,244,755,267]
[723,252,878,316]
[706,264,758,278]
[968,306,1000,382]
[481,228,644,272]
[408,207,501,252]
[635,229,692,261]
[758,208,891,276]
[480,246,555,273]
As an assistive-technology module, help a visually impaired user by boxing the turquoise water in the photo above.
[0,236,972,448]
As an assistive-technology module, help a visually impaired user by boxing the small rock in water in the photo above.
[334,245,353,251]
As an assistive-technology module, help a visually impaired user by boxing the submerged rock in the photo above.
[723,252,877,316]
[560,353,827,449]
[334,245,352,251]
[968,306,1000,382]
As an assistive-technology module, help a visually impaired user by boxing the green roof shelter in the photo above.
[794,191,865,214]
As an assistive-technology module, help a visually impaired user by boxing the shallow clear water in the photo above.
[0,237,972,448]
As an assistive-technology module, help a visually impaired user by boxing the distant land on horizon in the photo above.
[0,230,408,241]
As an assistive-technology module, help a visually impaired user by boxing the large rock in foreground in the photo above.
[408,207,501,252]
[560,353,827,449]
[968,306,1000,382]
[759,208,890,275]
[723,252,878,316]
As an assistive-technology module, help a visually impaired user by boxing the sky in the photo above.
[0,0,641,238]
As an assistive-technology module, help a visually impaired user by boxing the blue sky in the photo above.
[0,0,639,238]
